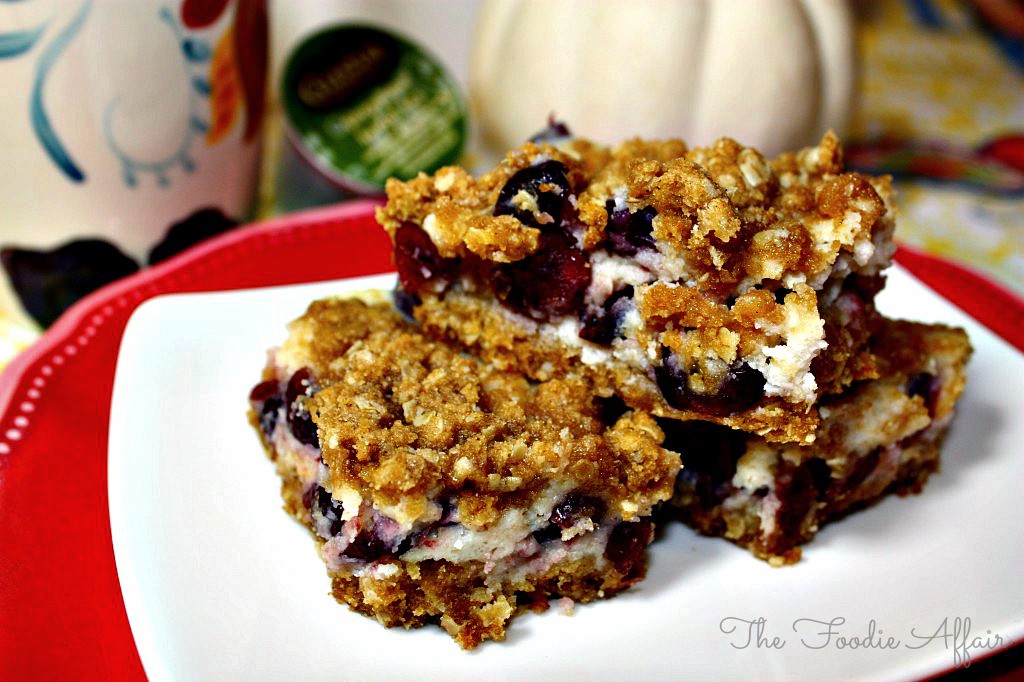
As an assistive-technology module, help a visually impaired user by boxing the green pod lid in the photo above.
[281,24,467,195]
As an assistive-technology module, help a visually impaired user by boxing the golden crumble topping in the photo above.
[253,295,681,649]
[291,298,678,528]
[380,142,591,261]
[377,131,895,298]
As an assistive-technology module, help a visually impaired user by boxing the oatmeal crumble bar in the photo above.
[248,298,679,648]
[376,128,895,444]
[669,318,971,564]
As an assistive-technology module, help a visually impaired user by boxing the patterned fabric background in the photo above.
[848,0,1024,292]
[2,0,1023,371]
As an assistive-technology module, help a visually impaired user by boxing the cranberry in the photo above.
[344,527,390,561]
[551,493,605,528]
[906,372,940,416]
[393,222,457,297]
[285,368,320,447]
[490,231,591,320]
[249,379,279,402]
[579,285,634,345]
[605,519,654,577]
[655,349,766,416]
[494,160,571,228]
[534,493,606,543]
[604,201,657,256]
[661,420,747,508]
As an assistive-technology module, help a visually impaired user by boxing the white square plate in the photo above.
[108,267,1024,681]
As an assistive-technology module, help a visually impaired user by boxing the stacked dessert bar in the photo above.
[251,130,970,647]
[376,128,971,564]
[666,317,969,563]
[250,296,680,649]
[378,130,896,443]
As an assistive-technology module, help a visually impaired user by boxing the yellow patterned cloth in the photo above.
[850,0,1024,293]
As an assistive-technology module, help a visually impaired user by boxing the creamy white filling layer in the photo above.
[746,297,827,402]
[401,482,573,564]
[490,524,613,587]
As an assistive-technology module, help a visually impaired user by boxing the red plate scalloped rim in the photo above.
[0,200,1021,678]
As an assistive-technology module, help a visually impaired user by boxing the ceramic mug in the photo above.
[0,0,266,327]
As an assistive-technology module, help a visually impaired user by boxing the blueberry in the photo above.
[906,372,939,416]
[655,348,766,416]
[579,285,634,345]
[490,231,591,320]
[315,486,344,536]
[249,380,283,438]
[604,201,657,256]
[396,518,443,555]
[438,497,456,525]
[285,368,319,447]
[845,447,882,493]
[494,160,571,228]
[605,519,653,577]
[393,222,457,297]
[258,396,283,438]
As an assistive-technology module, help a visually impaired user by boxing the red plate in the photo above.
[1,200,1022,678]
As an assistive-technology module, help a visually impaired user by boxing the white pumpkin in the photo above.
[470,0,855,155]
